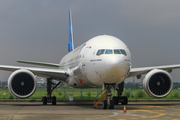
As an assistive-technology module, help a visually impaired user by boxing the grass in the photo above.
[0,88,179,100]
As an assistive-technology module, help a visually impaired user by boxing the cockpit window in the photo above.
[96,49,105,56]
[114,49,121,54]
[105,49,113,54]
[120,49,127,56]
[99,49,105,55]
[96,49,127,56]
[96,50,101,56]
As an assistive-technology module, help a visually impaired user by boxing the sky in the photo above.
[0,0,180,82]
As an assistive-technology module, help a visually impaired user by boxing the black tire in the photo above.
[109,100,114,109]
[43,96,47,105]
[113,96,119,105]
[52,96,56,105]
[103,100,107,109]
[121,97,128,105]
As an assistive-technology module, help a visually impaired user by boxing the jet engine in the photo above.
[143,69,173,98]
[8,69,37,99]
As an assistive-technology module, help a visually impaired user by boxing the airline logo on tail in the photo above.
[68,9,74,53]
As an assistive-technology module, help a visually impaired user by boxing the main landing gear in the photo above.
[102,84,115,109]
[42,78,61,105]
[113,82,128,105]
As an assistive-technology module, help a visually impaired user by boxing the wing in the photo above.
[0,65,69,82]
[128,64,180,78]
[17,60,60,68]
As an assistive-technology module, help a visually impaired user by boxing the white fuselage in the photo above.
[59,35,132,88]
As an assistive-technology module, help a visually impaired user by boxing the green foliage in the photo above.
[170,91,179,99]
[86,92,91,98]
[137,90,146,97]
[165,90,179,99]
[32,95,42,99]
[133,90,146,99]
[122,90,130,97]
[0,88,179,100]
[58,91,63,96]
[8,94,14,99]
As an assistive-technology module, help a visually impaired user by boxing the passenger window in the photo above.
[105,49,113,54]
[120,49,127,56]
[114,49,121,54]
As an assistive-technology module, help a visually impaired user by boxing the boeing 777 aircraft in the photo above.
[1,9,180,109]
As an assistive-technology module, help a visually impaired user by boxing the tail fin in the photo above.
[68,9,74,53]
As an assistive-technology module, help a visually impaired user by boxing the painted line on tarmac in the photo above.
[117,105,180,120]
[148,105,180,111]
[129,110,166,119]
[118,109,166,119]
[147,105,180,117]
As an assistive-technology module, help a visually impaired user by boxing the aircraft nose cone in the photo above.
[105,56,123,73]
[103,55,127,83]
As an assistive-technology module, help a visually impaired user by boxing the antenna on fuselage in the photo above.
[68,9,74,53]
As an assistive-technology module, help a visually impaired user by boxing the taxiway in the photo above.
[0,102,180,120]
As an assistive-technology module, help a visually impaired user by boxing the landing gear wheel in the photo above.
[103,100,107,109]
[109,100,114,109]
[121,97,128,105]
[43,97,47,105]
[45,79,61,105]
[52,96,56,105]
[113,96,119,105]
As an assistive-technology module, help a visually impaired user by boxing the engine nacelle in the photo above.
[8,69,37,99]
[143,69,173,98]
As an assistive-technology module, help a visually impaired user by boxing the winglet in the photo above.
[68,9,74,53]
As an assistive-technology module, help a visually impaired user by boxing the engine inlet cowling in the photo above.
[143,69,173,98]
[8,69,37,99]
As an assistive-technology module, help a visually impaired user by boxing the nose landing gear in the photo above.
[102,91,114,109]
[101,82,128,109]
[102,83,115,109]
[94,82,128,109]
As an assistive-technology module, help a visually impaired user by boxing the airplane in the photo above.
[1,9,180,109]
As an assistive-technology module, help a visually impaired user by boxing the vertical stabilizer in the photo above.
[68,9,74,53]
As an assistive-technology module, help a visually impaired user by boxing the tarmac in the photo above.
[0,102,180,120]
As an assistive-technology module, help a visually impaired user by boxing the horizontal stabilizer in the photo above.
[17,60,60,68]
